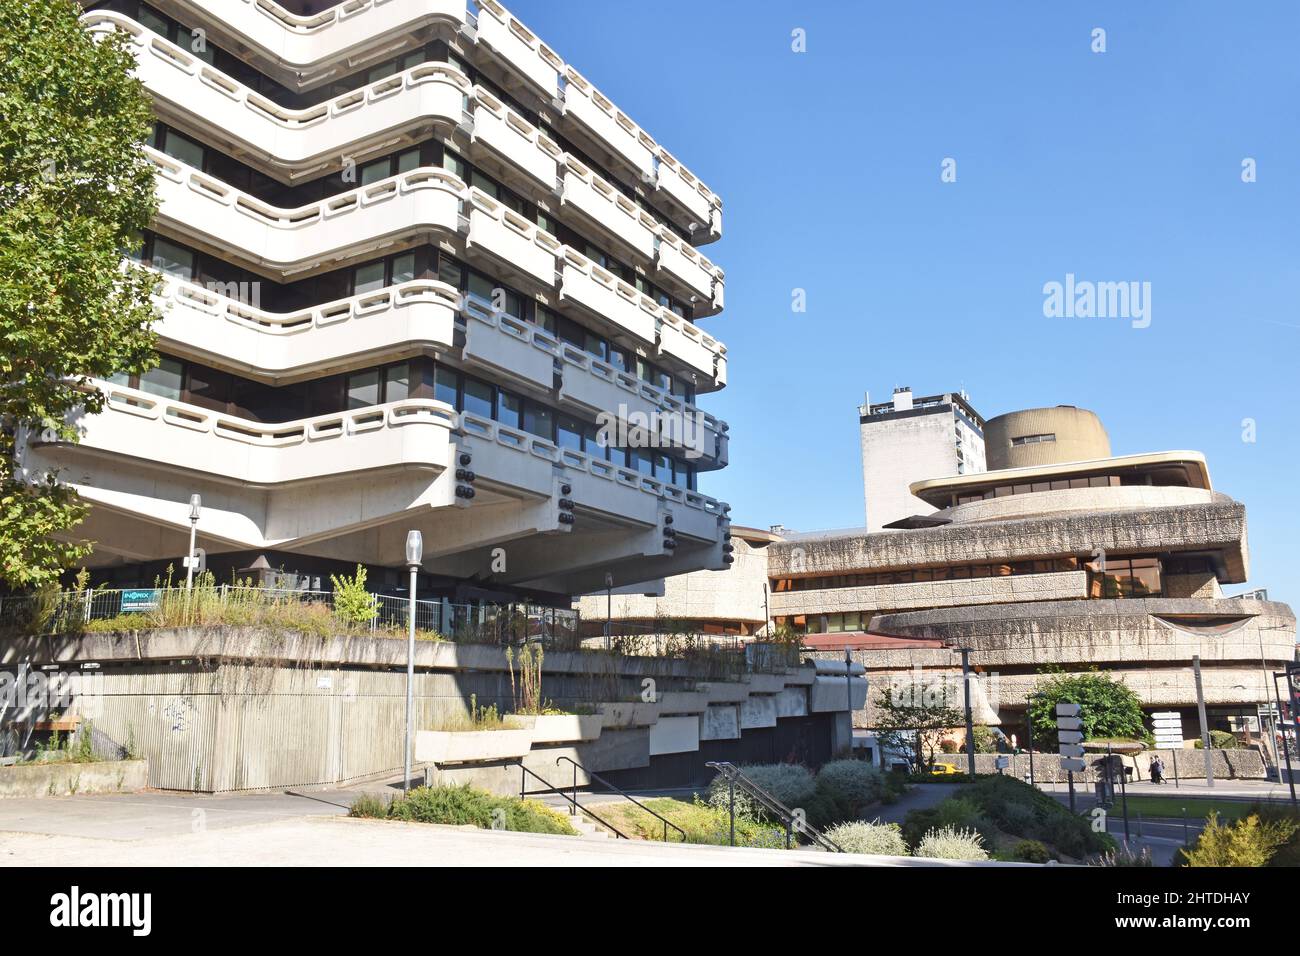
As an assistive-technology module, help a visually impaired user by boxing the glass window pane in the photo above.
[383,363,409,403]
[437,256,462,289]
[557,415,583,452]
[496,390,522,429]
[467,272,494,308]
[391,253,415,285]
[523,403,553,441]
[396,149,421,174]
[346,369,380,409]
[139,357,183,400]
[162,130,205,169]
[353,261,386,295]
[361,159,391,186]
[433,367,458,407]
[150,238,195,282]
[139,9,170,38]
[462,378,493,418]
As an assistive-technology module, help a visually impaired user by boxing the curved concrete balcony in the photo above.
[943,484,1220,526]
[468,87,562,192]
[458,295,561,393]
[87,12,470,179]
[658,312,726,390]
[151,0,467,87]
[560,67,656,183]
[557,250,725,388]
[558,249,658,345]
[463,188,563,287]
[554,343,728,470]
[153,275,459,382]
[655,151,722,242]
[655,231,724,316]
[558,156,658,262]
[149,148,465,275]
[44,384,456,487]
[473,0,563,99]
[458,412,728,542]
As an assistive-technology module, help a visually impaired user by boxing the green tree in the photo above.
[1,0,159,588]
[1027,670,1148,749]
[874,680,965,772]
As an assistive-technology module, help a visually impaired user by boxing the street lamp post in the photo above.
[185,494,201,590]
[404,530,423,793]
[604,572,613,651]
[960,648,976,777]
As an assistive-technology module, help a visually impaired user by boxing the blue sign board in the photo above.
[121,589,160,612]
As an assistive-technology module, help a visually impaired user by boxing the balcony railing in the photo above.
[40,384,457,486]
[558,249,658,345]
[463,187,563,286]
[458,411,728,540]
[560,67,657,180]
[655,230,724,314]
[469,87,562,191]
[558,156,658,262]
[473,0,563,98]
[155,0,468,80]
[153,274,460,379]
[149,148,465,272]
[86,12,471,173]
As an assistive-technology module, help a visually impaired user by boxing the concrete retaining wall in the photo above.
[0,758,148,798]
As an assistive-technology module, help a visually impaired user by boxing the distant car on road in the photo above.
[926,763,962,776]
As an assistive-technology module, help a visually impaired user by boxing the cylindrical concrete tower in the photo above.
[984,406,1110,470]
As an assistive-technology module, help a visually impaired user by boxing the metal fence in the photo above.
[0,586,581,649]
[0,587,803,674]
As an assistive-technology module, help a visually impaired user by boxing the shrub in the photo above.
[939,739,959,754]
[816,760,886,812]
[707,763,816,821]
[348,793,389,819]
[826,820,908,856]
[902,796,996,849]
[1194,730,1238,750]
[330,565,377,626]
[383,784,577,835]
[994,800,1040,838]
[1183,813,1297,867]
[1012,839,1051,863]
[915,826,989,861]
[1096,845,1154,867]
[972,726,998,753]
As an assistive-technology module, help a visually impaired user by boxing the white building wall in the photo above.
[861,412,960,530]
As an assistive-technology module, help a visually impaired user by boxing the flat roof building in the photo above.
[858,387,985,531]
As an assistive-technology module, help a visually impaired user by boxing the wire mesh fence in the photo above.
[0,586,802,673]
[0,586,583,650]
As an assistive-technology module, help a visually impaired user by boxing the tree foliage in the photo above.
[0,0,159,588]
[1028,670,1149,749]
[874,681,965,772]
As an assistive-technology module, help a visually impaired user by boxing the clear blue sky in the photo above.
[513,0,1300,600]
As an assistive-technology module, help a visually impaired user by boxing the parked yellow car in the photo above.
[926,763,962,775]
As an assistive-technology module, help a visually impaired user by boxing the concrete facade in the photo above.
[984,405,1111,470]
[24,1,735,602]
[858,387,985,530]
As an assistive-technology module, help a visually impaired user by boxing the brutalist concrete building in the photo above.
[591,406,1298,742]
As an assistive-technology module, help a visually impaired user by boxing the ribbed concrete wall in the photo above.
[984,406,1110,470]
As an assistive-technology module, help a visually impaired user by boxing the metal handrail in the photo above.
[706,761,843,852]
[517,761,628,840]
[555,756,686,843]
